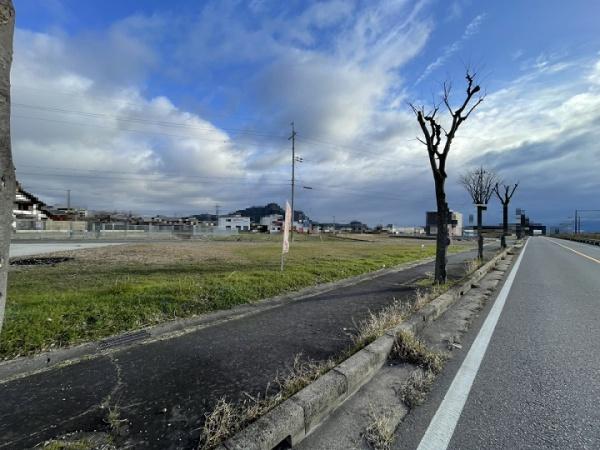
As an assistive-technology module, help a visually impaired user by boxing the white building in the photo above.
[13,184,52,231]
[14,184,49,222]
[260,214,283,233]
[425,211,463,237]
[392,226,426,235]
[218,215,250,231]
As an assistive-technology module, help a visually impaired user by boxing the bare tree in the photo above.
[460,167,499,260]
[410,71,484,283]
[494,182,518,248]
[0,0,15,334]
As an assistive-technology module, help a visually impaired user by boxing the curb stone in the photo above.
[222,244,518,450]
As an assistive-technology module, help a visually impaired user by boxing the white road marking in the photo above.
[547,238,600,265]
[416,239,529,450]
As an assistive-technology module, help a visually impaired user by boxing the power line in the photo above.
[12,84,270,123]
[13,102,289,139]
[13,107,427,166]
[16,164,412,201]
[297,136,421,166]
[12,113,284,146]
[15,171,293,187]
[16,170,411,202]
[16,163,286,183]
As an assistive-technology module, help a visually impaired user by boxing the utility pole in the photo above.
[289,122,297,240]
[67,189,72,239]
[333,216,336,234]
[573,209,600,235]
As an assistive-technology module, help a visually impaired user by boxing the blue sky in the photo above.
[11,0,600,228]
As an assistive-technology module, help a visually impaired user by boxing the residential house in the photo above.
[260,214,283,233]
[218,215,250,231]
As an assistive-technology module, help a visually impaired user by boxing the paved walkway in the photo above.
[0,245,499,450]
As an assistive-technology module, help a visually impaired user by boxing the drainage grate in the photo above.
[98,329,151,350]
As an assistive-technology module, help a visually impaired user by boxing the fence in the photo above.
[12,220,239,240]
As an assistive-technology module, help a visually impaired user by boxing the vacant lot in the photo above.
[1,236,471,359]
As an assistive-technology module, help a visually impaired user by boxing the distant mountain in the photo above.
[233,203,308,223]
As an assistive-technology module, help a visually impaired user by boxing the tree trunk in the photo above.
[501,203,508,248]
[0,0,15,334]
[434,180,449,284]
[477,205,483,260]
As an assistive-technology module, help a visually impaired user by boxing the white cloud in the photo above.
[415,13,486,85]
[11,29,247,213]
[11,2,600,227]
[442,56,600,224]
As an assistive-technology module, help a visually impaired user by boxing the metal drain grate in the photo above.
[98,329,151,350]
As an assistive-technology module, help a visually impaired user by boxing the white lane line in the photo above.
[416,239,529,450]
[547,238,600,265]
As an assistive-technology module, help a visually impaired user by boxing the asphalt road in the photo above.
[0,244,497,450]
[395,237,600,450]
[9,242,123,258]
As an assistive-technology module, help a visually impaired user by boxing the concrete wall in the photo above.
[45,220,87,232]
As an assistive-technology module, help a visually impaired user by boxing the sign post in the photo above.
[281,201,292,271]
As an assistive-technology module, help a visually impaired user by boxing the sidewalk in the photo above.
[0,245,498,449]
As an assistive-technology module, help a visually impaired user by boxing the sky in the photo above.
[10,0,600,228]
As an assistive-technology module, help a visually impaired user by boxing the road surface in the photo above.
[395,237,600,449]
[9,242,123,258]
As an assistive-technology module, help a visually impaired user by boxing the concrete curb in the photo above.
[1,254,444,382]
[222,245,517,450]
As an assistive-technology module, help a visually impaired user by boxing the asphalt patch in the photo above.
[10,256,73,266]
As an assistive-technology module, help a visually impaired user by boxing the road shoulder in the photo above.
[296,248,519,450]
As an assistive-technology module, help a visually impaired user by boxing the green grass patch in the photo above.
[1,239,470,359]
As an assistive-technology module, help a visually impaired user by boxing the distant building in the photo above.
[350,221,368,233]
[218,215,250,231]
[14,184,50,223]
[45,206,88,221]
[260,214,283,233]
[392,226,426,235]
[425,211,463,237]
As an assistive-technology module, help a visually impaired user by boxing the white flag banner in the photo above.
[282,201,292,254]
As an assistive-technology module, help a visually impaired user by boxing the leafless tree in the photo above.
[494,182,518,248]
[0,0,15,334]
[410,71,485,283]
[460,167,499,260]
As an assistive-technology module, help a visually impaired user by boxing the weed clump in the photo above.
[391,330,446,374]
[391,331,447,410]
[353,299,407,349]
[398,369,437,408]
[363,406,395,450]
[39,432,115,450]
[198,354,335,449]
[464,258,481,275]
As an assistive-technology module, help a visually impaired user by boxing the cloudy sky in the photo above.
[11,0,600,228]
